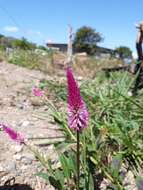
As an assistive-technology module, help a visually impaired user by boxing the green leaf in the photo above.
[49,176,63,190]
[90,156,98,165]
[54,169,65,184]
[36,172,49,181]
[136,176,143,190]
[59,154,71,179]
[111,154,122,176]
[86,173,94,190]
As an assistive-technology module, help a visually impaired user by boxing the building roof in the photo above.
[46,43,116,54]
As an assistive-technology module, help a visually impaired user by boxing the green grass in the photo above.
[36,71,143,189]
[0,49,54,73]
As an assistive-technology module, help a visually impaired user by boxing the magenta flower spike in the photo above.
[66,67,89,131]
[0,124,24,144]
[32,87,44,97]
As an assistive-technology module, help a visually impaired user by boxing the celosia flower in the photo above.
[66,67,88,131]
[0,124,24,144]
[32,87,44,97]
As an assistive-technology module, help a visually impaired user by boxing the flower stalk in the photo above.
[66,67,89,189]
[77,130,80,190]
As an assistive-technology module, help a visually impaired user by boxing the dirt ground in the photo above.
[0,61,62,190]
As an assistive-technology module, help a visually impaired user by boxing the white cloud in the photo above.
[45,39,53,43]
[3,26,19,32]
[26,29,42,37]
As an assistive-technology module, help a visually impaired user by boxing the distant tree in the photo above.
[0,36,13,49]
[115,46,132,59]
[0,35,37,51]
[0,34,4,39]
[37,45,47,51]
[12,37,36,50]
[73,26,103,55]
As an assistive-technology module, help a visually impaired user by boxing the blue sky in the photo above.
[0,0,143,56]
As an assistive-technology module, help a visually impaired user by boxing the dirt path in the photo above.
[0,61,62,189]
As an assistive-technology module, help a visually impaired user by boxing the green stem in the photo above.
[77,131,80,190]
[83,133,87,186]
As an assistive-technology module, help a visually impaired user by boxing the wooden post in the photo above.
[66,25,73,67]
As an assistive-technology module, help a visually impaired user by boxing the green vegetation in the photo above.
[12,37,36,50]
[115,46,132,59]
[8,50,41,69]
[0,46,55,73]
[35,71,143,189]
[0,34,36,50]
[74,26,103,55]
[7,49,55,73]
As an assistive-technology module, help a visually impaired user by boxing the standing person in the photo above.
[131,22,143,95]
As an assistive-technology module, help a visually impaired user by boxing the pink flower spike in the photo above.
[0,124,24,144]
[66,67,89,132]
[0,124,2,128]
[32,87,44,97]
